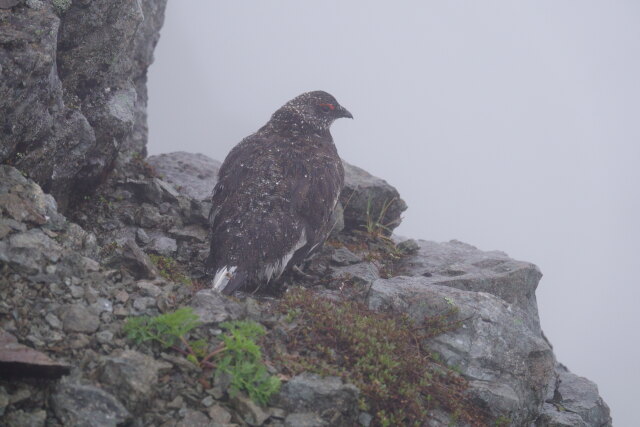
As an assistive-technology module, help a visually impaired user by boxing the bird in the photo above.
[205,90,352,294]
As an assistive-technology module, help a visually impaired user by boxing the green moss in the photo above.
[273,288,489,426]
[149,254,192,286]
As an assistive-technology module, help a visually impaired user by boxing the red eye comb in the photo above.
[319,103,335,110]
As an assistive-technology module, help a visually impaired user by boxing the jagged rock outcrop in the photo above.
[0,0,167,210]
[0,148,612,425]
[0,2,612,423]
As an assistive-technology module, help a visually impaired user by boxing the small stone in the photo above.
[284,412,327,427]
[206,387,225,400]
[68,334,90,349]
[147,236,178,256]
[114,290,130,303]
[60,305,100,333]
[45,313,62,329]
[52,378,130,426]
[97,350,172,412]
[136,280,162,297]
[330,247,362,266]
[136,228,151,245]
[201,395,214,407]
[177,409,211,427]
[167,395,184,409]
[358,412,373,426]
[96,330,114,344]
[69,285,84,298]
[45,264,57,274]
[270,407,286,419]
[113,305,129,317]
[91,298,113,314]
[208,404,232,423]
[133,297,156,313]
[231,394,270,426]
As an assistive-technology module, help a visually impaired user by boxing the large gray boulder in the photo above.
[365,238,611,426]
[147,152,221,201]
[369,277,555,424]
[397,239,543,333]
[340,161,407,234]
[0,0,167,210]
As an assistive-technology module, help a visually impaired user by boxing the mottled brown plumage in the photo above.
[206,91,352,294]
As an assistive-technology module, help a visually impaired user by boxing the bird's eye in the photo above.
[319,103,335,113]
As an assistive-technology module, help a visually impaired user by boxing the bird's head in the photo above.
[270,90,353,134]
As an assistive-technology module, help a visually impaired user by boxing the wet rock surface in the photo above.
[0,145,612,426]
[0,0,168,210]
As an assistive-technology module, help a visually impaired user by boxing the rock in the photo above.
[97,349,171,412]
[176,409,211,427]
[368,276,555,423]
[0,0,168,209]
[136,227,152,245]
[106,239,159,279]
[2,409,46,427]
[278,373,360,426]
[330,247,362,266]
[539,365,612,426]
[169,225,208,243]
[60,305,100,333]
[536,403,588,427]
[51,378,131,427]
[328,201,345,238]
[284,412,328,427]
[230,394,270,426]
[330,262,379,287]
[147,235,178,256]
[358,412,373,427]
[339,161,407,234]
[397,239,543,333]
[190,290,244,325]
[208,404,232,423]
[147,152,221,201]
[0,329,70,379]
[0,1,21,9]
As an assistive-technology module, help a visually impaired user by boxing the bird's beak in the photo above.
[338,106,353,119]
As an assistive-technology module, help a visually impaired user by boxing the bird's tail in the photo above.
[212,266,248,295]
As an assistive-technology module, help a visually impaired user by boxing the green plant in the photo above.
[123,310,280,405]
[149,254,192,286]
[363,197,398,239]
[272,288,489,426]
[123,307,201,349]
[217,321,281,405]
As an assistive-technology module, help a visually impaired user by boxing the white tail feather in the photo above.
[212,266,237,292]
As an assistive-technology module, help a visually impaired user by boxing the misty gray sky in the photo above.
[148,2,640,424]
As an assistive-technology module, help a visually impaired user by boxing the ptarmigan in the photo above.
[206,91,352,294]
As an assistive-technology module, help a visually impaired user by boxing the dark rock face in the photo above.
[0,0,167,210]
[0,150,612,425]
[147,152,222,201]
[278,373,360,427]
[340,161,407,234]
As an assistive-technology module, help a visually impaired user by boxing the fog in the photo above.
[148,2,640,424]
